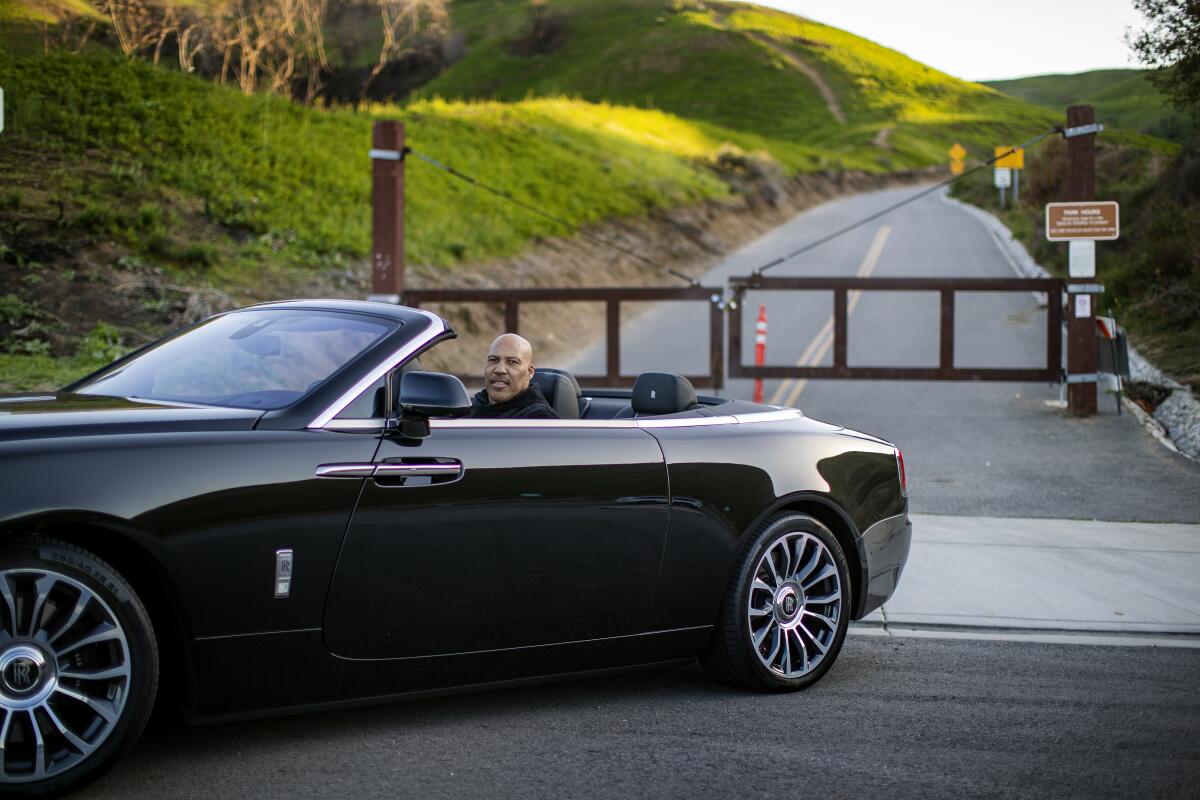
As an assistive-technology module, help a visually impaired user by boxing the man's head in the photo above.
[483,333,535,404]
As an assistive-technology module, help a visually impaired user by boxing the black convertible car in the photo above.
[0,300,910,795]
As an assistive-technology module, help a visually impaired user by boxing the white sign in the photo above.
[993,167,1011,188]
[1074,294,1092,319]
[1069,240,1096,278]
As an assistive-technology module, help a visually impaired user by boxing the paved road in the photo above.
[570,187,1200,522]
[92,637,1200,800]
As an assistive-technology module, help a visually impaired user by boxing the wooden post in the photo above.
[1066,105,1097,417]
[370,121,405,302]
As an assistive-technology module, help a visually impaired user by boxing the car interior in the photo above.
[337,361,767,423]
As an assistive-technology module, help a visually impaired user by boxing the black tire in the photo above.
[700,512,851,691]
[0,537,158,796]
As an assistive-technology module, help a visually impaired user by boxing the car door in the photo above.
[322,420,670,660]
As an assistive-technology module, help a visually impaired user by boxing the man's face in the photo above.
[484,335,534,404]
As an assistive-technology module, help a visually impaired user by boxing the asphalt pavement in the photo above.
[569,187,1200,523]
[92,637,1200,800]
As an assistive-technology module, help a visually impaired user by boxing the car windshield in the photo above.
[74,309,397,410]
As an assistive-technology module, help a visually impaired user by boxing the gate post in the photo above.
[1066,105,1098,417]
[369,120,406,303]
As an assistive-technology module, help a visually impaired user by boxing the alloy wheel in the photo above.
[745,532,843,679]
[0,568,132,783]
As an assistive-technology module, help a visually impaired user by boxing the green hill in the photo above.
[419,0,1061,168]
[0,0,1181,389]
[985,69,1194,141]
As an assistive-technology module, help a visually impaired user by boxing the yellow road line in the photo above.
[766,224,892,407]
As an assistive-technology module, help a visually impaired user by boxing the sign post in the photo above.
[369,120,406,303]
[994,146,1023,207]
[994,166,1011,208]
[1064,106,1099,417]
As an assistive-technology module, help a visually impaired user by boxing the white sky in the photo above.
[741,0,1147,82]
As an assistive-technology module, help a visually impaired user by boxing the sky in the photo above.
[744,0,1148,82]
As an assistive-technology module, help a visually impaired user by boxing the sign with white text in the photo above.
[1045,201,1119,241]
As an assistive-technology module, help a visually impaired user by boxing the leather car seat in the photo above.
[530,368,583,419]
[615,373,700,418]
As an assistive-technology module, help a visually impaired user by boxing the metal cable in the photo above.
[406,148,700,286]
[751,126,1064,277]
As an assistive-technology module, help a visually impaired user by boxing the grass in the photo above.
[985,69,1195,142]
[419,0,1064,168]
[0,50,735,274]
[0,353,107,392]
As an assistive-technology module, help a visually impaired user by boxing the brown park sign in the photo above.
[1045,201,1119,241]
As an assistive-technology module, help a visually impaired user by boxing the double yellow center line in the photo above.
[767,225,892,408]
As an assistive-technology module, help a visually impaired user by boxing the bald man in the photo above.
[468,333,559,419]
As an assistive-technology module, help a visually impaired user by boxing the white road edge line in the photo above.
[849,622,1200,649]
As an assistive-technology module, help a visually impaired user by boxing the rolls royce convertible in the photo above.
[0,299,910,795]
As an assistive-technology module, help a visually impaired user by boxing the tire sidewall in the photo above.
[0,539,158,797]
[735,514,851,691]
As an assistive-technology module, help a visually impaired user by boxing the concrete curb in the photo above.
[939,189,1200,462]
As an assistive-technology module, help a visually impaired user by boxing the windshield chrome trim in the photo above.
[321,418,387,432]
[308,309,446,430]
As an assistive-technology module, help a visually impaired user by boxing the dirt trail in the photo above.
[745,31,846,124]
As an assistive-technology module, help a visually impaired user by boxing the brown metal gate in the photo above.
[727,276,1064,382]
[402,286,725,389]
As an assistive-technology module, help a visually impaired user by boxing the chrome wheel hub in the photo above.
[746,532,843,679]
[0,568,132,782]
[0,643,55,707]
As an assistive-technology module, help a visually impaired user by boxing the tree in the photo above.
[361,0,450,101]
[1129,0,1200,120]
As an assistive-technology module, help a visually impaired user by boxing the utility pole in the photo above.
[1066,105,1098,417]
[368,120,406,303]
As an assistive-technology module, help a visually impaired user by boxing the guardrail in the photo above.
[728,276,1064,382]
[403,286,725,389]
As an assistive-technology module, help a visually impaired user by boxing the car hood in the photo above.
[0,394,263,440]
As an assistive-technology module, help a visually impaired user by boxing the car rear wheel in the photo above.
[701,512,850,691]
[0,538,157,796]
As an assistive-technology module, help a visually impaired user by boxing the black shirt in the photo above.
[468,384,559,419]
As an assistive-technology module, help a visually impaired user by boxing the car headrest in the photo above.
[632,373,698,415]
[530,368,580,419]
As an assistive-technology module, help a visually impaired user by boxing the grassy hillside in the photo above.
[985,69,1195,142]
[419,0,1061,169]
[0,0,1181,391]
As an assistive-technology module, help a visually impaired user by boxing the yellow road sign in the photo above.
[948,143,966,161]
[950,160,964,175]
[995,146,1024,169]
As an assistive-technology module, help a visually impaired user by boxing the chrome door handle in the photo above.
[373,463,462,478]
[316,463,376,478]
[316,461,463,482]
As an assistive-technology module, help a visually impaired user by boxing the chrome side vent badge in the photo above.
[274,549,293,599]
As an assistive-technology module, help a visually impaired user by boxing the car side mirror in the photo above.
[389,371,471,438]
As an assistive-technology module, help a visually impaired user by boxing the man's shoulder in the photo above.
[512,401,559,419]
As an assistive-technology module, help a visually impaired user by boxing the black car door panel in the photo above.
[323,425,669,660]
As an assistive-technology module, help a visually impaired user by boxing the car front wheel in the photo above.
[701,512,851,691]
[0,538,157,795]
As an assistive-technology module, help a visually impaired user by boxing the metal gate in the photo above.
[727,276,1064,383]
[403,286,725,389]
